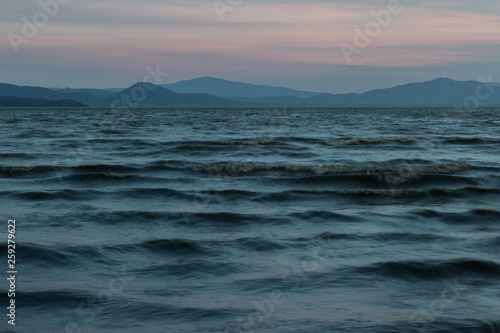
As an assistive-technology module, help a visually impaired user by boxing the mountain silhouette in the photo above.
[163,76,322,98]
[1,78,499,107]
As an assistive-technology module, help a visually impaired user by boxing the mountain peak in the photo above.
[432,77,454,82]
[129,81,159,88]
[163,77,322,98]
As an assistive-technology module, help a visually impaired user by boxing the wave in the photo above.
[485,236,500,247]
[289,210,362,222]
[465,186,500,194]
[0,164,142,175]
[255,186,500,202]
[318,231,451,243]
[69,172,138,181]
[100,129,124,134]
[443,137,500,145]
[0,165,57,173]
[325,136,418,146]
[235,237,288,251]
[19,243,114,267]
[84,138,160,147]
[192,139,279,146]
[53,210,287,227]
[413,208,500,224]
[6,189,101,201]
[475,236,500,253]
[19,290,91,307]
[295,319,500,333]
[0,161,478,184]
[139,260,241,278]
[6,185,497,203]
[161,139,283,152]
[259,187,459,200]
[233,258,500,293]
[287,173,477,187]
[0,153,37,159]
[179,211,287,226]
[2,187,196,201]
[116,237,288,255]
[135,239,210,256]
[232,139,278,145]
[352,258,500,281]
[189,162,471,176]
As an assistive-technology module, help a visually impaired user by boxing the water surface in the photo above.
[1,107,499,332]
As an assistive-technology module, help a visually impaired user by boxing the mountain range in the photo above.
[1,77,499,107]
[162,76,321,98]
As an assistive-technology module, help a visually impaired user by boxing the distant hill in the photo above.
[226,78,500,107]
[104,88,125,93]
[1,78,499,107]
[163,76,322,98]
[53,88,116,99]
[0,82,237,107]
[0,83,104,106]
[102,82,238,107]
[0,83,66,99]
[0,96,88,107]
[303,78,500,107]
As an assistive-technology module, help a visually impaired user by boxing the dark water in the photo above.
[1,107,500,333]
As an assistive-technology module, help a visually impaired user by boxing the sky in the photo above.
[0,0,499,93]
